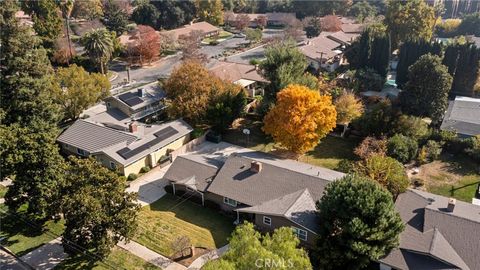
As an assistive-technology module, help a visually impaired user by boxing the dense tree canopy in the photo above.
[387,134,419,163]
[195,0,224,25]
[263,84,337,154]
[101,0,129,35]
[348,1,377,22]
[385,0,436,48]
[127,25,161,65]
[61,157,139,257]
[391,114,430,141]
[22,0,63,48]
[442,42,480,97]
[82,28,115,74]
[353,99,394,137]
[304,17,321,38]
[53,64,110,121]
[354,155,409,198]
[315,175,404,270]
[261,40,317,98]
[152,0,197,30]
[206,85,246,133]
[334,92,364,125]
[131,0,158,28]
[71,0,103,20]
[401,54,452,125]
[203,222,312,270]
[456,12,480,36]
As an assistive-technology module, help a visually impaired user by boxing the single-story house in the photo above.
[440,96,480,138]
[162,21,220,40]
[164,145,345,246]
[379,189,480,270]
[225,12,295,28]
[57,119,193,176]
[105,82,166,120]
[300,34,345,72]
[209,61,269,97]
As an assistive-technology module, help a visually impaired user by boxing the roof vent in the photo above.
[250,161,262,173]
[137,88,145,97]
[447,198,456,212]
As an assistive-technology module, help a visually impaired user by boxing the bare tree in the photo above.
[235,14,251,32]
[178,30,207,63]
[171,236,192,258]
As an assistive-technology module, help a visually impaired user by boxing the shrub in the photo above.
[354,136,387,160]
[209,40,219,46]
[140,166,151,173]
[352,100,394,136]
[429,129,456,146]
[336,159,355,173]
[354,68,385,92]
[464,135,480,162]
[127,173,137,181]
[249,59,261,65]
[391,115,430,141]
[387,134,418,163]
[425,140,442,161]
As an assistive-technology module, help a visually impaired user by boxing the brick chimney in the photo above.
[129,122,138,133]
[447,198,456,212]
[250,161,262,173]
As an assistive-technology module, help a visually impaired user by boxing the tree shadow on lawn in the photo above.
[147,194,234,248]
[437,153,479,176]
[0,210,58,256]
[304,136,361,161]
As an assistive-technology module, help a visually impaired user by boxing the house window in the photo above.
[292,227,307,241]
[263,216,271,226]
[223,197,238,207]
[77,148,86,156]
[109,161,116,170]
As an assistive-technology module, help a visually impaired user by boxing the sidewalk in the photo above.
[0,248,31,270]
[187,245,229,270]
[117,240,186,270]
[20,237,67,270]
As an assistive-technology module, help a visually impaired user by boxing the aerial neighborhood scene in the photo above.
[2,0,480,269]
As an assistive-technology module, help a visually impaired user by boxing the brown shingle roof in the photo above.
[209,61,268,83]
[299,34,342,60]
[162,21,219,39]
[164,155,221,192]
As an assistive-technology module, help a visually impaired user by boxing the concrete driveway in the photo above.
[126,165,171,206]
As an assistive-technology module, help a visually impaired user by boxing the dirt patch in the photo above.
[172,247,210,267]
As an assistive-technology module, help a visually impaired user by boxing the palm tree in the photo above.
[82,28,114,74]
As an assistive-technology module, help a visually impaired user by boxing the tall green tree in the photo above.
[442,43,480,97]
[304,17,321,38]
[314,175,404,270]
[1,0,62,127]
[206,86,246,133]
[22,0,63,48]
[53,64,111,121]
[260,39,316,98]
[348,1,378,22]
[102,0,129,36]
[152,0,197,30]
[396,40,442,88]
[196,0,224,26]
[456,12,480,36]
[385,0,436,48]
[203,222,312,270]
[61,157,139,258]
[82,28,114,74]
[131,0,158,28]
[401,54,452,125]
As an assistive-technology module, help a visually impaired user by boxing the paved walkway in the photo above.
[126,165,171,206]
[117,240,186,270]
[20,238,67,270]
[187,245,229,270]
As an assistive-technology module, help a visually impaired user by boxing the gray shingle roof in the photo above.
[238,189,320,233]
[380,189,480,270]
[163,155,221,192]
[57,120,137,153]
[207,152,345,206]
[440,97,480,137]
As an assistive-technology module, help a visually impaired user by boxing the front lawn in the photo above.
[133,194,235,257]
[55,247,160,270]
[223,119,360,170]
[417,154,480,202]
[202,30,233,43]
[0,206,65,256]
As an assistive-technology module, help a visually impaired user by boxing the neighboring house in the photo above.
[209,61,268,97]
[105,82,167,120]
[440,96,480,138]
[340,23,364,34]
[162,21,220,40]
[300,34,348,72]
[57,119,193,176]
[224,12,295,28]
[379,189,480,270]
[164,144,345,246]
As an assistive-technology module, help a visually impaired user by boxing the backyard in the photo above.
[133,193,235,258]
[223,119,360,170]
[414,154,480,202]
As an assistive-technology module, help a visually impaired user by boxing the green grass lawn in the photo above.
[0,207,65,256]
[223,120,360,170]
[421,154,480,202]
[55,247,160,270]
[0,185,7,198]
[133,194,235,257]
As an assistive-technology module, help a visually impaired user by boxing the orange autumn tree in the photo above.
[263,84,337,154]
